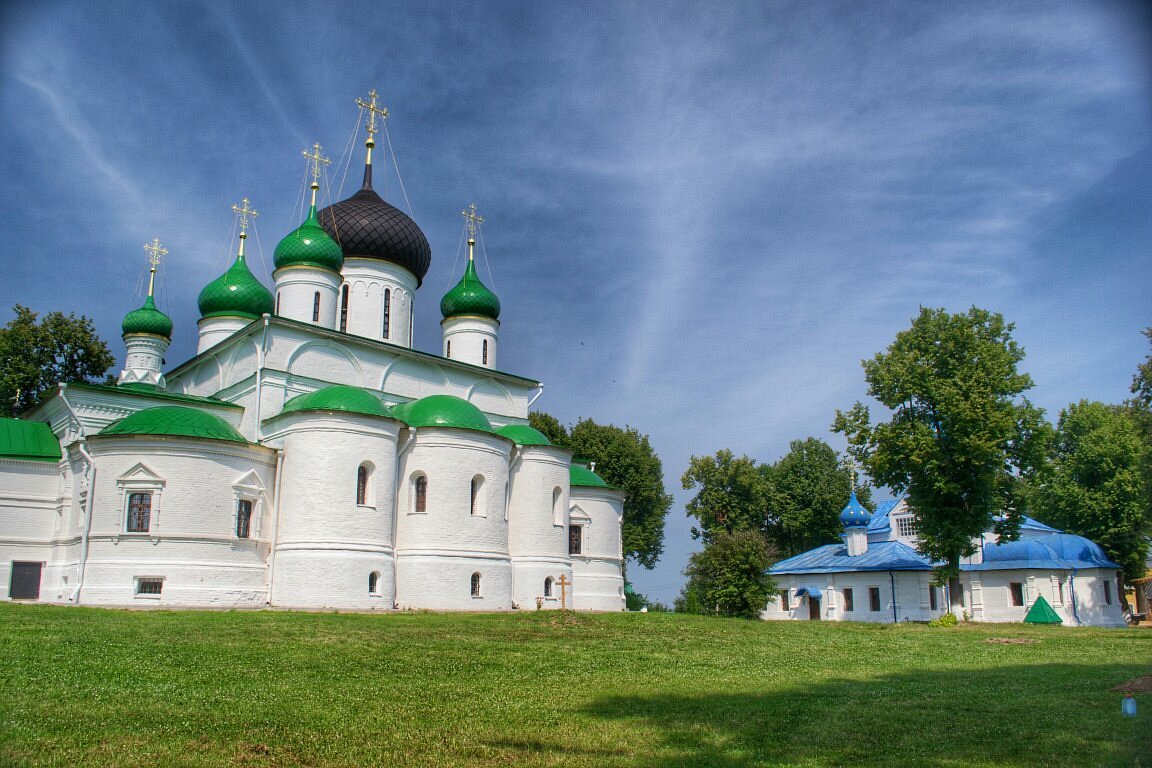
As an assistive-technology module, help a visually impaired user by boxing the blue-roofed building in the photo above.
[763,496,1125,627]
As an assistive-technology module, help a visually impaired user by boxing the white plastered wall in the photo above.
[506,444,572,609]
[441,315,499,370]
[569,485,626,611]
[274,266,341,329]
[340,259,417,347]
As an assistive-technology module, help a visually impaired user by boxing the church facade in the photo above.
[0,101,626,612]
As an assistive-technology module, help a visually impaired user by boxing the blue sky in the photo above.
[2,0,1149,604]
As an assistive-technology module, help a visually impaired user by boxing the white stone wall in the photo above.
[273,266,341,329]
[569,486,626,611]
[507,445,572,609]
[75,436,277,607]
[119,335,170,387]
[196,316,251,354]
[395,428,512,609]
[266,412,400,609]
[340,259,417,347]
[763,572,948,623]
[0,459,61,600]
[441,316,499,370]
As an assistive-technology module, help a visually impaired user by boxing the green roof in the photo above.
[121,295,173,339]
[0,419,61,462]
[570,461,610,488]
[274,205,343,272]
[391,395,493,433]
[1024,594,1063,624]
[440,259,501,320]
[496,424,552,446]
[99,406,248,443]
[197,254,274,320]
[67,381,241,408]
[281,385,390,418]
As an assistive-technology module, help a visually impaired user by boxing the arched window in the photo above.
[236,499,252,538]
[339,285,349,332]
[470,572,481,597]
[544,577,553,597]
[126,492,151,533]
[356,465,370,506]
[382,288,391,339]
[312,291,321,322]
[470,475,485,516]
[414,475,427,513]
[552,487,563,526]
[482,339,488,365]
[446,340,451,359]
[369,571,380,595]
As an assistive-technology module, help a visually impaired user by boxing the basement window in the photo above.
[135,577,164,598]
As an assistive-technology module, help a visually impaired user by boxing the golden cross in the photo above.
[461,203,484,242]
[302,142,330,183]
[231,197,259,236]
[557,573,571,611]
[845,456,858,492]
[143,238,167,297]
[355,89,389,139]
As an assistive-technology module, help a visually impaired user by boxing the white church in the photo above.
[0,93,626,612]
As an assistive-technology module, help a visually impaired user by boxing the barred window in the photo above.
[544,577,553,597]
[369,571,381,595]
[127,492,151,532]
[136,578,163,596]
[568,525,582,556]
[382,289,391,339]
[470,572,481,597]
[482,339,488,365]
[312,291,321,322]
[357,465,370,506]
[414,475,427,513]
[236,499,252,539]
[339,285,349,332]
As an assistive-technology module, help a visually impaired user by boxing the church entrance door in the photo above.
[808,597,821,620]
[9,561,42,600]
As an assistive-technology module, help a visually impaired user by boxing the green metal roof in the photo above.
[391,395,493,433]
[440,259,500,320]
[99,406,248,443]
[0,419,61,462]
[570,461,610,488]
[197,254,274,320]
[274,205,344,272]
[121,295,173,339]
[496,424,552,446]
[68,381,241,408]
[281,385,390,418]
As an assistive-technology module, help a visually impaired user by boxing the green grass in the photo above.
[0,604,1149,767]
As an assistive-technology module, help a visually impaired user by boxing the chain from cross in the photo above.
[461,203,484,240]
[231,197,259,235]
[355,89,389,137]
[143,238,167,268]
[302,143,330,182]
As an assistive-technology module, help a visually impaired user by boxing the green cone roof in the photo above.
[121,295,173,339]
[100,406,247,443]
[391,395,493,433]
[1024,595,1063,624]
[274,206,344,272]
[570,461,610,488]
[197,255,274,320]
[282,386,390,418]
[440,259,500,320]
[496,424,552,446]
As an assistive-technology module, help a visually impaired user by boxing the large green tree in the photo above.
[1131,327,1152,409]
[680,449,773,542]
[674,529,776,618]
[772,438,872,557]
[0,305,115,414]
[528,412,673,569]
[832,306,1048,578]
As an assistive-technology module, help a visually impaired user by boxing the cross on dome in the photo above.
[355,89,389,165]
[302,142,330,206]
[461,203,484,245]
[143,238,167,297]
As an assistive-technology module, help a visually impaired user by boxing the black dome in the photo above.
[317,166,431,284]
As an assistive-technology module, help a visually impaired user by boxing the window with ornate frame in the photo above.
[231,470,265,541]
[235,499,252,539]
[568,525,582,556]
[116,463,165,536]
[127,492,152,532]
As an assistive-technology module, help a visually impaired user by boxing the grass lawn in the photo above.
[0,604,1149,767]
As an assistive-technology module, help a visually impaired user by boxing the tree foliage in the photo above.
[528,412,673,569]
[1131,327,1152,409]
[832,306,1047,577]
[1038,400,1152,582]
[0,305,115,414]
[675,529,776,618]
[681,449,772,542]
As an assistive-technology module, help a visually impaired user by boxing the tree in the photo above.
[832,306,1047,579]
[680,449,773,542]
[1038,400,1152,582]
[0,305,115,414]
[772,438,872,557]
[529,412,673,570]
[1131,327,1152,409]
[675,529,776,618]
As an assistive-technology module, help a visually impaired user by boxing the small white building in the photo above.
[763,494,1125,627]
[0,106,626,612]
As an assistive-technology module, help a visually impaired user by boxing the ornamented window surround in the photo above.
[115,463,165,541]
[231,470,266,541]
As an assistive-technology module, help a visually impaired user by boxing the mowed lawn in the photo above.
[1,604,1149,767]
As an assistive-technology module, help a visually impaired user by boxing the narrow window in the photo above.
[127,492,151,532]
[552,487,563,526]
[544,577,553,597]
[357,465,369,506]
[312,291,320,322]
[929,585,938,611]
[1104,580,1112,605]
[339,285,349,332]
[446,340,451,359]
[470,476,485,516]
[482,339,489,365]
[470,572,481,598]
[236,499,252,539]
[779,589,790,610]
[843,587,854,612]
[415,475,427,513]
[1009,582,1024,607]
[1057,582,1065,605]
[382,289,391,339]
[568,525,582,556]
[369,571,380,595]
[276,292,281,314]
[869,587,881,612]
[136,577,163,596]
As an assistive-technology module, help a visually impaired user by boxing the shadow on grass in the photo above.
[579,663,1151,768]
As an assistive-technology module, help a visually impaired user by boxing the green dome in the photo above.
[282,386,389,418]
[197,255,274,320]
[99,406,247,443]
[391,395,493,433]
[496,424,552,446]
[570,461,610,488]
[121,295,173,339]
[273,206,343,272]
[440,259,500,320]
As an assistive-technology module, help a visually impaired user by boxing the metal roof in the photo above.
[770,540,933,575]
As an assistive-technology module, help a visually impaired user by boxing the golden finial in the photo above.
[143,238,167,298]
[846,456,858,493]
[461,203,484,260]
[302,143,330,207]
[355,89,389,165]
[231,197,258,257]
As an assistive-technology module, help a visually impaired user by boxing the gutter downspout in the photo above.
[59,385,92,605]
[264,447,286,605]
[1069,568,1081,626]
[889,570,898,623]
[254,314,271,442]
[527,384,544,410]
[392,428,417,606]
[504,445,522,606]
